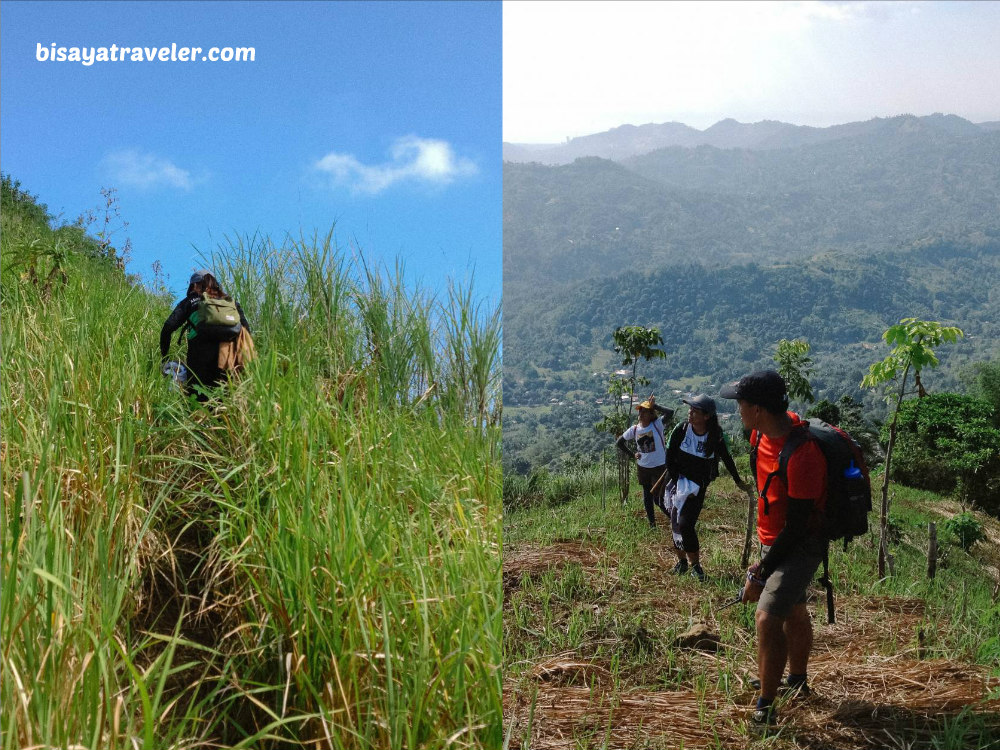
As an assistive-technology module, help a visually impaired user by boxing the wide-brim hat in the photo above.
[636,399,656,411]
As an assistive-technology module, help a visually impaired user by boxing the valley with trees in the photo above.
[503,114,1000,478]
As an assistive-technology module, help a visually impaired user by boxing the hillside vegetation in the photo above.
[1,177,501,748]
[503,467,1000,749]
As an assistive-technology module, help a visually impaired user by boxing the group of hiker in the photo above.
[617,369,853,727]
[617,392,749,581]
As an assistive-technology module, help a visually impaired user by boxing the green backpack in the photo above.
[186,293,242,342]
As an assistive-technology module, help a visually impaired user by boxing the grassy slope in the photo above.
[1,188,501,748]
[503,466,1000,749]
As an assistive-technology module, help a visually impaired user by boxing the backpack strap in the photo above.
[653,418,665,454]
[757,425,809,516]
[176,293,200,343]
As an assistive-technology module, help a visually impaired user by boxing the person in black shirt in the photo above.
[159,269,250,400]
[664,394,749,580]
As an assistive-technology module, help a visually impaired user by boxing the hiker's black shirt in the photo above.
[160,295,250,387]
[666,421,741,489]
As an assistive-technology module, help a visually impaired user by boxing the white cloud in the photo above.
[103,149,193,190]
[314,136,477,195]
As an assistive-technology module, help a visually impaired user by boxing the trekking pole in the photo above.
[602,449,607,511]
[717,587,745,612]
[650,466,670,495]
[740,485,756,569]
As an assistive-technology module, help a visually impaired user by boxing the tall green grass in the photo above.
[2,204,501,748]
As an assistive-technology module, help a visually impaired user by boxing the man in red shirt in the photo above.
[720,370,827,728]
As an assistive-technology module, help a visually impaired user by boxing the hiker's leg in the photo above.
[756,546,821,699]
[668,503,686,559]
[784,603,812,676]
[641,483,657,526]
[185,346,221,401]
[184,367,209,402]
[677,492,704,562]
[756,609,788,701]
[635,466,657,527]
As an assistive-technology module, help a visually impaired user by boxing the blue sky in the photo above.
[2,1,501,300]
[505,1,1000,142]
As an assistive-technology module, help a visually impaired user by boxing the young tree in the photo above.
[595,373,633,505]
[861,318,964,577]
[612,325,666,412]
[774,338,815,404]
[964,360,1000,429]
[607,325,666,504]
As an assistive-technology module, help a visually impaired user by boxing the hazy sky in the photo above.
[2,1,501,299]
[504,0,1000,143]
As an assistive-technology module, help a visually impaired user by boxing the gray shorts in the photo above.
[757,544,823,618]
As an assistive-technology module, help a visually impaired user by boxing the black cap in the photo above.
[681,394,716,416]
[189,268,212,285]
[719,370,788,411]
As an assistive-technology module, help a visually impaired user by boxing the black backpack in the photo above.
[751,418,872,622]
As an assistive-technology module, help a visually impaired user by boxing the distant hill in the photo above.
[503,113,995,164]
[504,123,1000,303]
[503,115,1000,474]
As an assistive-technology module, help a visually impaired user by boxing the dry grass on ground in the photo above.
[504,540,1000,749]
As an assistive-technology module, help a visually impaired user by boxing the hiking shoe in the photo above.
[749,676,810,697]
[751,704,777,728]
[671,559,688,575]
[689,564,707,582]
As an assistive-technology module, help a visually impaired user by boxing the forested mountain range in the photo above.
[503,115,1000,474]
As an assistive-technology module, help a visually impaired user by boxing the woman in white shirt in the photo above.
[616,396,674,528]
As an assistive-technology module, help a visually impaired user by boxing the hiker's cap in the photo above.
[189,269,212,285]
[681,394,716,416]
[719,370,788,409]
[636,399,656,411]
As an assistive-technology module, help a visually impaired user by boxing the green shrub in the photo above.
[887,393,1000,509]
[943,512,986,551]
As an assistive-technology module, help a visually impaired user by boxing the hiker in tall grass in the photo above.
[663,394,749,581]
[721,370,826,729]
[159,269,250,401]
[616,396,674,528]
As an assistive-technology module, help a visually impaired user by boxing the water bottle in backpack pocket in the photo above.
[835,459,872,544]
